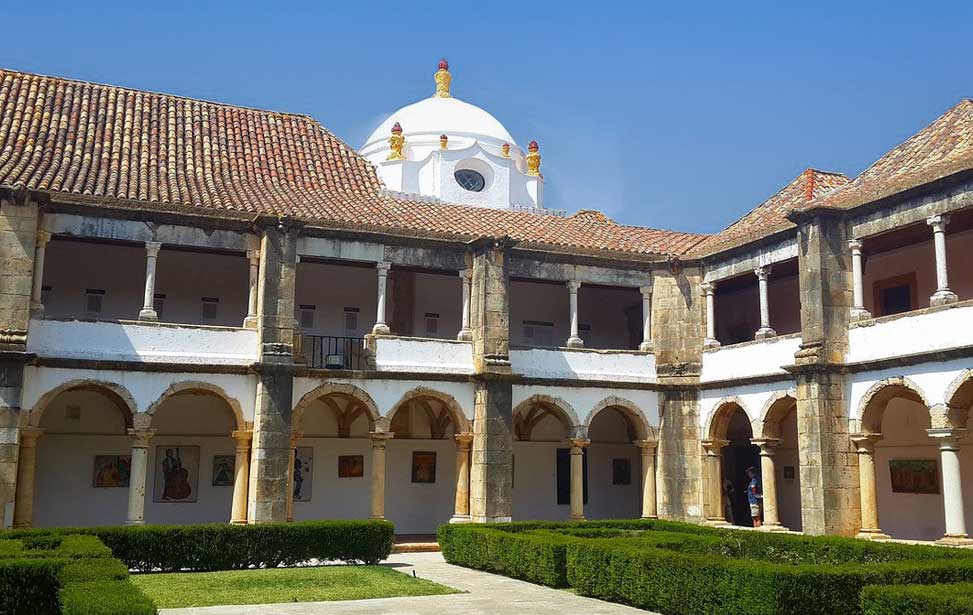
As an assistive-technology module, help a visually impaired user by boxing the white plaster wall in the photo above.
[512,385,659,434]
[28,319,258,366]
[510,349,655,383]
[847,305,973,364]
[846,359,971,428]
[373,338,474,375]
[292,377,476,422]
[775,407,803,532]
[291,437,372,523]
[386,438,457,534]
[411,272,463,340]
[701,335,801,383]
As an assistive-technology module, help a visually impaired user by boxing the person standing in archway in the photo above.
[746,466,763,528]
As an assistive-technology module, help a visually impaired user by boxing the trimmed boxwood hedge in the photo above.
[438,520,973,615]
[861,582,973,615]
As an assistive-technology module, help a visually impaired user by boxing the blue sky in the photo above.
[2,1,971,234]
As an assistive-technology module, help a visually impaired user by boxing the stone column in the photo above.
[567,437,589,520]
[369,432,393,519]
[752,438,785,530]
[230,430,252,524]
[12,429,43,528]
[928,428,972,544]
[457,269,473,341]
[372,261,392,335]
[754,266,776,339]
[927,215,958,306]
[851,433,889,539]
[285,431,301,523]
[138,241,162,321]
[701,282,719,349]
[125,429,155,526]
[451,433,473,522]
[29,231,51,317]
[701,439,728,525]
[243,250,260,329]
[848,240,871,321]
[636,439,658,518]
[565,280,583,348]
[638,285,653,351]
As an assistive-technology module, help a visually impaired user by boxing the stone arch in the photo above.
[387,387,471,438]
[585,396,654,442]
[512,394,581,441]
[945,369,973,411]
[292,382,382,433]
[145,381,245,431]
[758,390,798,439]
[29,379,137,428]
[857,377,930,435]
[705,396,750,441]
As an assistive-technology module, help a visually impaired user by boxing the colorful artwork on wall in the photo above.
[153,446,199,503]
[411,451,437,483]
[338,455,364,478]
[93,455,131,488]
[212,455,235,486]
[612,458,631,485]
[889,459,939,494]
[293,447,313,501]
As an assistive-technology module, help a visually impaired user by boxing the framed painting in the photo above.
[212,455,235,487]
[612,458,631,485]
[411,451,437,483]
[338,455,364,478]
[93,455,131,488]
[153,446,199,503]
[293,447,313,501]
[889,459,939,494]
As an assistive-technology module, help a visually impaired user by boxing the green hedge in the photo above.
[861,583,973,615]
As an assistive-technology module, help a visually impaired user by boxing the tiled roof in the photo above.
[806,99,973,212]
[0,68,706,258]
[692,169,849,256]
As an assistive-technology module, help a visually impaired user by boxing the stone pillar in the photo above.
[285,431,301,523]
[457,269,473,341]
[138,241,162,321]
[636,439,658,518]
[754,266,776,339]
[29,231,51,317]
[927,215,958,306]
[928,428,972,544]
[701,439,728,525]
[12,429,43,528]
[638,285,653,351]
[752,438,785,530]
[451,433,473,522]
[243,250,260,329]
[125,429,154,526]
[372,261,391,335]
[848,240,871,321]
[230,430,252,524]
[850,434,888,539]
[369,432,393,519]
[565,280,583,348]
[701,282,719,349]
[567,437,589,520]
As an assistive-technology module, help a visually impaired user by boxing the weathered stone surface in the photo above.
[469,377,513,523]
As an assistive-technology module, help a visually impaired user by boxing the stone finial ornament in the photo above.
[501,143,510,158]
[387,122,405,161]
[435,59,452,98]
[526,140,542,177]
[440,134,448,149]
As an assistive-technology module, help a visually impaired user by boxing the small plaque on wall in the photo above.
[612,458,632,485]
[338,455,364,478]
[93,455,131,488]
[889,459,939,494]
[212,455,235,486]
[412,451,437,483]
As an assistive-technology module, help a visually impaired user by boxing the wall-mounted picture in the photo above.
[412,451,437,483]
[612,458,631,485]
[783,466,796,480]
[154,446,199,503]
[93,455,131,488]
[890,459,939,494]
[293,447,313,501]
[338,455,364,478]
[212,455,235,486]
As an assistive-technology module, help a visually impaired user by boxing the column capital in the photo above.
[127,428,156,448]
[635,439,658,454]
[926,427,968,448]
[851,432,883,453]
[754,265,771,281]
[700,281,716,296]
[847,238,863,252]
[376,261,392,274]
[566,437,590,452]
[36,230,52,247]
[701,438,728,455]
[639,284,653,297]
[566,279,581,293]
[927,213,950,230]
[246,250,260,265]
[289,431,304,448]
[144,241,162,257]
[459,268,472,281]
[751,437,781,455]
[454,432,474,450]
[231,429,253,444]
[369,431,394,448]
[19,428,44,446]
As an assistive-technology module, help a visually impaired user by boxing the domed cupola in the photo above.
[360,60,546,211]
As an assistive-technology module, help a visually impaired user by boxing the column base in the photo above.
[754,327,777,340]
[937,535,973,546]
[704,518,730,527]
[640,514,659,520]
[855,529,891,541]
[566,337,584,349]
[124,519,145,526]
[456,329,472,342]
[930,289,959,306]
[850,307,872,322]
[638,341,654,352]
[371,323,391,336]
[568,515,586,521]
[138,308,158,321]
[704,337,720,350]
[230,519,247,525]
[242,316,258,329]
[369,514,386,520]
[449,514,472,524]
[757,523,789,533]
[29,302,44,318]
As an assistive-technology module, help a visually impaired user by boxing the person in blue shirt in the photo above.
[746,466,763,528]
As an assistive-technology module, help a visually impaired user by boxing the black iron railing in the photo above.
[300,335,366,370]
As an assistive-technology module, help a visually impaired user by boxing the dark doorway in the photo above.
[556,448,588,506]
[722,408,759,526]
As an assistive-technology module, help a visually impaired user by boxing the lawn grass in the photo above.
[130,564,459,608]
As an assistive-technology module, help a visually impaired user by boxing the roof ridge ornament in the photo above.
[435,59,452,98]
[526,140,542,177]
[387,122,406,161]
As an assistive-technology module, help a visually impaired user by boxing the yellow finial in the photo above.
[526,140,542,177]
[440,134,448,150]
[387,122,406,161]
[501,143,510,158]
[435,59,452,98]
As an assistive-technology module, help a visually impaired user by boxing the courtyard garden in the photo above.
[438,519,973,615]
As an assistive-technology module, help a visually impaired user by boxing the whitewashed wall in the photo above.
[373,338,474,375]
[510,348,654,383]
[292,377,476,422]
[701,335,801,383]
[512,384,660,434]
[847,305,973,364]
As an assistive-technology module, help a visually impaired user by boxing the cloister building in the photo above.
[0,61,971,543]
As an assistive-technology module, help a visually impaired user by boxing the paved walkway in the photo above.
[161,551,652,615]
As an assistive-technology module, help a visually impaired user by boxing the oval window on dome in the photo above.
[454,169,486,192]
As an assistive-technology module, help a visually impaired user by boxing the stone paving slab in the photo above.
[161,551,654,615]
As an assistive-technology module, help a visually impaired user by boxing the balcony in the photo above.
[371,336,474,375]
[701,333,801,383]
[509,347,655,383]
[847,300,973,364]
